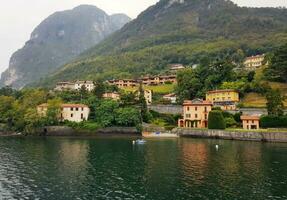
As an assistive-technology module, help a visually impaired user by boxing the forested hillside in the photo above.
[33,0,287,88]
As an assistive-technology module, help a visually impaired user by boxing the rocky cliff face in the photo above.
[0,5,131,88]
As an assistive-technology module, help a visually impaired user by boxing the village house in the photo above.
[74,80,95,92]
[107,79,138,88]
[240,115,260,130]
[54,80,95,92]
[206,89,239,110]
[103,92,120,101]
[243,54,265,70]
[178,99,213,128]
[54,81,75,91]
[163,93,177,104]
[37,103,90,123]
[170,64,185,72]
[140,75,176,86]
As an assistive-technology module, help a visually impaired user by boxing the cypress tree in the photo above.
[208,110,226,130]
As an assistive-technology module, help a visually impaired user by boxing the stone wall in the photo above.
[173,128,287,143]
[148,105,287,116]
[148,105,182,115]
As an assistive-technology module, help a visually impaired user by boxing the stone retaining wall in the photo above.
[173,128,287,143]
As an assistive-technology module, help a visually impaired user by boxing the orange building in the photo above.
[240,115,260,130]
[178,99,213,128]
[140,75,176,86]
[107,79,138,88]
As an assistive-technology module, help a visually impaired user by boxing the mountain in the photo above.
[0,5,131,88]
[32,0,287,87]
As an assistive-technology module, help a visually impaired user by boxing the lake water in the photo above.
[0,137,287,200]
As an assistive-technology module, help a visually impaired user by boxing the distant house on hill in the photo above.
[206,89,239,111]
[178,99,213,128]
[103,92,120,100]
[37,103,90,122]
[243,54,265,71]
[163,93,177,104]
[170,64,185,72]
[55,82,75,91]
[54,80,95,92]
[107,79,138,88]
[74,80,95,91]
[140,75,176,86]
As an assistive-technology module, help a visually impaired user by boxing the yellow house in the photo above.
[178,99,213,128]
[206,89,239,110]
[37,103,90,123]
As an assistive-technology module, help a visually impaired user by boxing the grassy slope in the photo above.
[122,84,175,94]
[242,82,287,108]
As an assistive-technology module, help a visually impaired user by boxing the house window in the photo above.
[81,113,84,119]
[76,108,79,111]
[82,107,84,111]
[187,107,190,111]
[71,108,73,111]
[205,114,207,120]
[252,120,254,124]
[195,114,198,118]
[204,107,207,112]
[71,114,73,118]
[195,107,197,111]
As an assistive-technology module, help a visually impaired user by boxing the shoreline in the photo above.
[174,128,287,143]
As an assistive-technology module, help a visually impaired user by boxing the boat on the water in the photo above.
[133,139,147,145]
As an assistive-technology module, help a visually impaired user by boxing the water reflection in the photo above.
[0,137,286,199]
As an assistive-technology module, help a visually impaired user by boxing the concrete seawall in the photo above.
[173,128,287,143]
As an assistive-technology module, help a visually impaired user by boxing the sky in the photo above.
[0,0,287,74]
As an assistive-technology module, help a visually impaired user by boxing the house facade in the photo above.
[103,92,120,100]
[206,89,239,110]
[163,93,177,104]
[54,81,95,92]
[74,81,95,91]
[178,99,213,128]
[140,75,176,86]
[107,79,138,88]
[243,54,265,70]
[37,103,90,123]
[55,82,75,91]
[240,115,260,130]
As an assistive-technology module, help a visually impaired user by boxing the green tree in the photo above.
[176,68,203,102]
[93,80,106,99]
[266,89,285,116]
[115,107,141,127]
[208,110,226,130]
[138,83,149,123]
[45,98,63,125]
[265,43,287,82]
[95,100,119,127]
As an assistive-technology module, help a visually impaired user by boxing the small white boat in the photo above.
[133,139,147,145]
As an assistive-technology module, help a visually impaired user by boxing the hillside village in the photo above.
[19,52,283,133]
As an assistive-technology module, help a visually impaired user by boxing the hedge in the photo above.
[208,110,226,130]
[260,115,287,128]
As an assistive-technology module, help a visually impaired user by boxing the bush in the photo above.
[208,110,226,130]
[260,115,287,128]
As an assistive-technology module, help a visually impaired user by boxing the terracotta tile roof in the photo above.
[38,103,89,108]
[240,115,260,120]
[183,99,213,106]
[207,89,238,94]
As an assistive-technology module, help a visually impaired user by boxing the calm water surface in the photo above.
[0,137,287,200]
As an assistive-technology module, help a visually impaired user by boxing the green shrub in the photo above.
[260,115,287,128]
[208,110,226,130]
